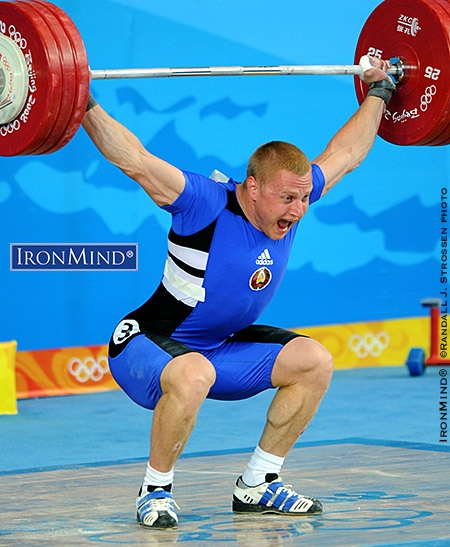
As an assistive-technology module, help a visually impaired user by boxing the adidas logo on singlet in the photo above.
[255,249,274,266]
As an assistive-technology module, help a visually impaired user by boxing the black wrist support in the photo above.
[86,93,98,112]
[367,79,396,106]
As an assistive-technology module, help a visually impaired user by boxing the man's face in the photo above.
[249,168,313,240]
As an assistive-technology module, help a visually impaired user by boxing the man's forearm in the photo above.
[82,104,146,181]
[328,95,385,168]
[314,95,386,194]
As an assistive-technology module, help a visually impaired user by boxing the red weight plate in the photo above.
[19,1,76,155]
[0,1,63,156]
[354,0,450,146]
[0,33,29,124]
[36,0,89,153]
[426,0,450,146]
[16,1,74,154]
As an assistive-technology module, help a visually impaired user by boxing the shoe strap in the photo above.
[139,489,180,511]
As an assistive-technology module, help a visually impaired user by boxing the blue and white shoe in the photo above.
[232,473,323,515]
[136,485,179,529]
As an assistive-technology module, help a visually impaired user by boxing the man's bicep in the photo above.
[312,151,350,197]
[136,154,186,207]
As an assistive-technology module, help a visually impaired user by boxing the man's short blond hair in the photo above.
[246,141,310,186]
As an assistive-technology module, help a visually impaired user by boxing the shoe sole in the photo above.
[232,500,323,516]
[136,512,179,529]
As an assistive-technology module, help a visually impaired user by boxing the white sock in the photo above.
[143,462,174,488]
[242,445,285,487]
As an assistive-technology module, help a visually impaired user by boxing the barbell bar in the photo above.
[89,64,404,81]
[1,0,450,156]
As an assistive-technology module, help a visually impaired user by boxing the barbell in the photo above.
[0,0,449,156]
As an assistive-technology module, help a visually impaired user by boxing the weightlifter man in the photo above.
[82,55,395,529]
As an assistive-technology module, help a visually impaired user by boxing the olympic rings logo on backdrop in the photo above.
[68,356,109,383]
[348,332,390,358]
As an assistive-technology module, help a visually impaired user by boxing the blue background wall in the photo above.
[1,0,446,351]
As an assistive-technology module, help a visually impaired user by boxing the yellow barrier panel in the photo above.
[15,344,115,399]
[0,340,18,414]
[293,316,429,369]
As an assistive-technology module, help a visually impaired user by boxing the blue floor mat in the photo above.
[0,365,446,473]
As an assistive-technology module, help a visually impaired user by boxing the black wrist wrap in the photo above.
[367,79,396,106]
[86,94,98,112]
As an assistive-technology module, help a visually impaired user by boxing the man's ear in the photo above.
[246,176,258,202]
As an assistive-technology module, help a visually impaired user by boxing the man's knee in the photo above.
[306,338,334,376]
[272,337,333,388]
[161,352,216,403]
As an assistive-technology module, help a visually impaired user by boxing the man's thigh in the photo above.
[205,325,306,401]
[108,325,307,408]
[108,333,193,410]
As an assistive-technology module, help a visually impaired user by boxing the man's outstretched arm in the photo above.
[82,99,185,206]
[313,56,395,195]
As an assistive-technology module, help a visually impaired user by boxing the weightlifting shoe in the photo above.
[136,484,179,529]
[232,473,323,515]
